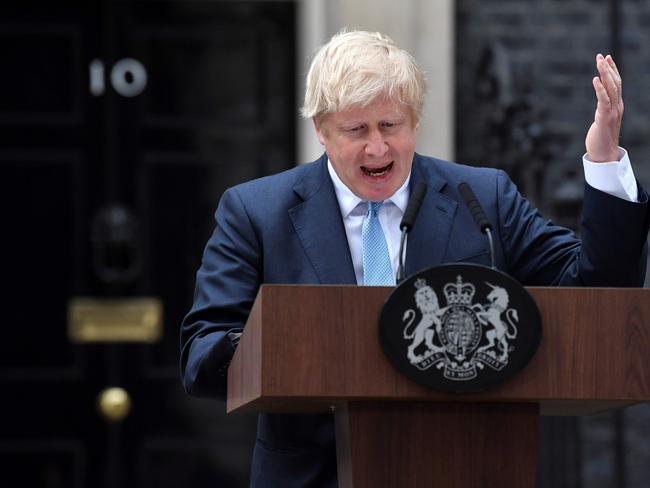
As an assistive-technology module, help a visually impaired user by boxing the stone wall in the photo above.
[456,0,650,220]
[456,1,650,486]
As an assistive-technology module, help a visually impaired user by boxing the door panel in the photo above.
[0,2,295,486]
[0,154,83,374]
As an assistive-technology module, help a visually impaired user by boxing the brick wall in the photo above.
[456,0,650,276]
[456,0,650,206]
[456,1,650,486]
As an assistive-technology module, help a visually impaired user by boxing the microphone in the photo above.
[458,182,496,269]
[396,182,428,283]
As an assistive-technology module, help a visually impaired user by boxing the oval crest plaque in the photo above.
[379,264,542,393]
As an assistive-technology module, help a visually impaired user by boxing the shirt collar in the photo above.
[327,159,411,218]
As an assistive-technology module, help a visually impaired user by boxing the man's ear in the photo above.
[313,117,326,146]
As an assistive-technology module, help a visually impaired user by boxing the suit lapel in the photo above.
[405,156,458,275]
[287,154,458,283]
[288,156,357,284]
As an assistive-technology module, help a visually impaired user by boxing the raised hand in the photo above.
[585,54,623,163]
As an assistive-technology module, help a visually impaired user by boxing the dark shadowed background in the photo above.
[0,1,648,487]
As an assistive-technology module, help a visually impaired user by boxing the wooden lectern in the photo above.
[227,285,650,487]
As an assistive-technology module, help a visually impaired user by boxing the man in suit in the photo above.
[180,31,649,487]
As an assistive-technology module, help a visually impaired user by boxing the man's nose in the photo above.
[364,129,388,157]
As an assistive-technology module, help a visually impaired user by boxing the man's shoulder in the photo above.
[219,156,327,219]
[221,154,328,212]
[414,154,503,189]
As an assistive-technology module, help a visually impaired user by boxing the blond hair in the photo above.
[301,30,426,122]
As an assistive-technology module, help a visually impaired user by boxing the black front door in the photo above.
[0,2,295,486]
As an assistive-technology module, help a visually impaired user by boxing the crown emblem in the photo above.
[443,275,475,305]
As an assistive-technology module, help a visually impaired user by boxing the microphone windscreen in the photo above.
[458,182,492,232]
[400,182,428,231]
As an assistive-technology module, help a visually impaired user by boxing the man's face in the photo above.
[314,97,418,201]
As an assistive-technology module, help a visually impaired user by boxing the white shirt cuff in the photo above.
[582,147,638,202]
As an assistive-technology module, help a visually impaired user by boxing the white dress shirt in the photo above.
[583,148,637,201]
[328,151,638,285]
[328,162,410,284]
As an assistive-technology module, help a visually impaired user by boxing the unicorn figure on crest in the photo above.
[476,282,519,361]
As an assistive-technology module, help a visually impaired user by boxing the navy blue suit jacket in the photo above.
[180,153,649,487]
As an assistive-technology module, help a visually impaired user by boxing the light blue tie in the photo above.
[362,201,395,286]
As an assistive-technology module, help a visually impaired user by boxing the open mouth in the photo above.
[361,162,393,177]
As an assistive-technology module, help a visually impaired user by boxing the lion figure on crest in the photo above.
[402,280,445,363]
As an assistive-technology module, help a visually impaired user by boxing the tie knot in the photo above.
[367,200,384,215]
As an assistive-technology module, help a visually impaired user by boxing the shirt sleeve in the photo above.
[582,147,638,202]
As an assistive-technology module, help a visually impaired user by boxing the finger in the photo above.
[596,54,622,101]
[606,54,621,82]
[596,54,608,82]
[605,54,623,99]
[597,58,620,103]
[592,76,611,110]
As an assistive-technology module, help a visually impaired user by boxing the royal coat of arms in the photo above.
[402,275,519,381]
